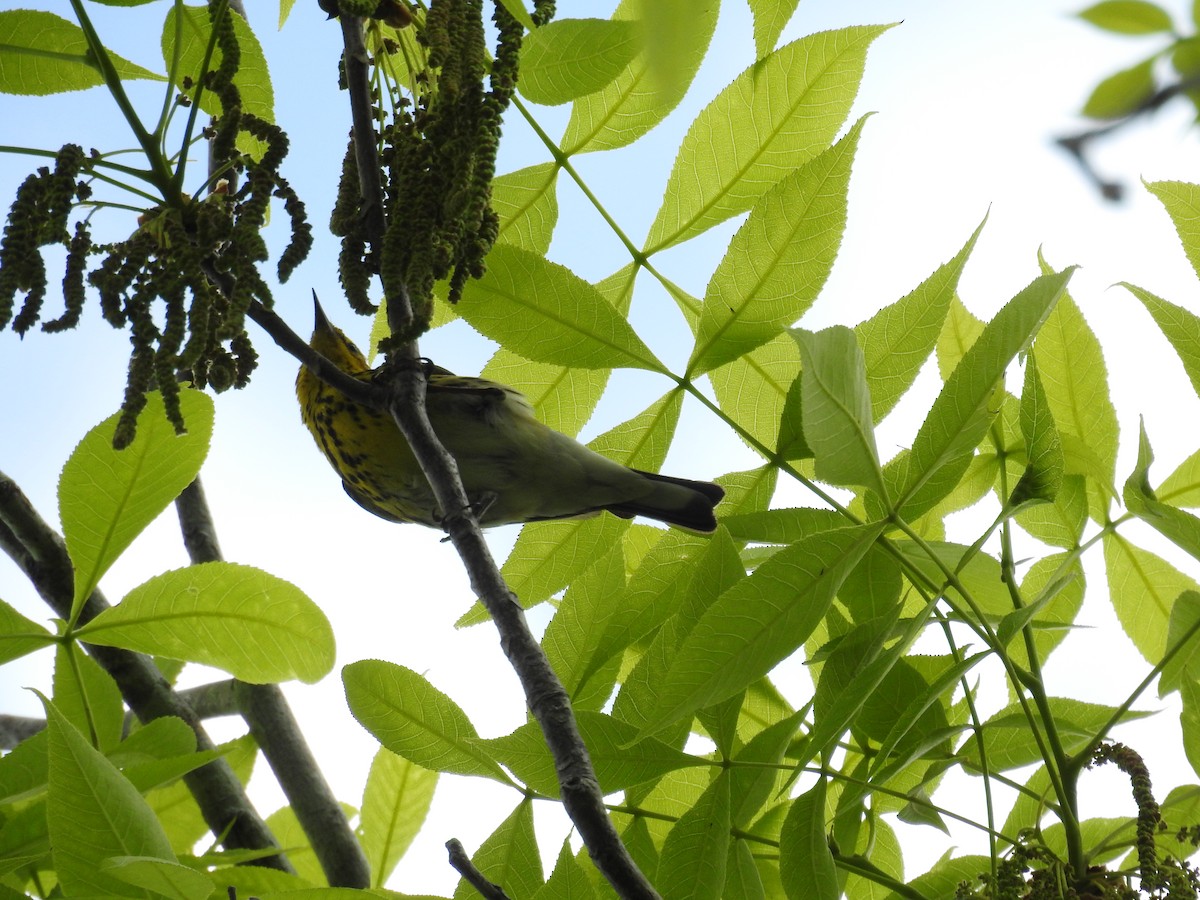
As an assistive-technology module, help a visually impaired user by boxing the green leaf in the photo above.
[936,295,985,379]
[59,389,213,614]
[359,749,437,889]
[144,734,255,856]
[656,771,731,900]
[696,691,743,760]
[615,527,748,731]
[1146,180,1200,283]
[779,779,838,900]
[451,800,542,900]
[533,840,596,900]
[1078,0,1174,33]
[722,507,847,544]
[0,10,163,95]
[885,855,991,900]
[587,531,714,683]
[122,750,223,797]
[634,0,712,103]
[1104,532,1200,662]
[636,524,881,737]
[492,162,560,254]
[101,857,213,900]
[481,349,607,437]
[1010,352,1064,507]
[1081,57,1156,118]
[519,18,640,105]
[343,660,509,782]
[1034,289,1118,517]
[963,697,1150,772]
[542,543,628,708]
[868,654,982,784]
[1161,446,1200,507]
[711,331,803,452]
[562,0,717,154]
[482,710,704,797]
[53,644,124,753]
[1016,474,1088,548]
[748,0,801,58]
[42,695,175,898]
[727,839,767,900]
[644,26,889,252]
[1001,765,1055,838]
[794,325,883,494]
[854,658,951,758]
[1125,421,1200,566]
[897,787,949,833]
[0,598,53,665]
[689,119,866,373]
[1007,554,1085,672]
[480,265,631,438]
[263,805,322,884]
[77,562,333,684]
[1173,34,1200,77]
[731,711,805,826]
[775,369,813,462]
[1124,282,1200,401]
[0,727,48,805]
[856,218,984,422]
[894,541,1010,616]
[1183,679,1200,779]
[1160,591,1200,697]
[456,245,661,371]
[900,269,1073,513]
[162,4,274,125]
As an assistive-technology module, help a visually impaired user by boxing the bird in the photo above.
[296,300,725,531]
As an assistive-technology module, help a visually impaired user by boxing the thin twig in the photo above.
[0,470,291,872]
[1056,75,1200,202]
[175,474,371,889]
[446,838,513,900]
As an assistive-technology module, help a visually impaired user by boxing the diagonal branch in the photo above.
[319,14,661,900]
[174,478,372,888]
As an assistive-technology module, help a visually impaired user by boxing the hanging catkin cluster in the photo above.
[0,0,313,447]
[330,0,554,353]
[0,144,92,336]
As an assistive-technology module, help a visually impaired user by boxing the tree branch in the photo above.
[175,478,371,889]
[1056,75,1200,202]
[446,838,513,900]
[326,15,660,900]
[0,680,243,750]
[0,470,291,872]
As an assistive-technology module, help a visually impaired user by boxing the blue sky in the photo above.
[3,0,1200,891]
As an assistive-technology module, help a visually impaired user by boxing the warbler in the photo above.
[296,301,725,531]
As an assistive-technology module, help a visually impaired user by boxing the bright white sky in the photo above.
[3,0,1200,893]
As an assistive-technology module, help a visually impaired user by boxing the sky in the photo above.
[3,0,1200,893]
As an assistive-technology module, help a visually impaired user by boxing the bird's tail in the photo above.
[606,471,725,533]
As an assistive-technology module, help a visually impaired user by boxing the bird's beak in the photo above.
[312,289,330,331]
